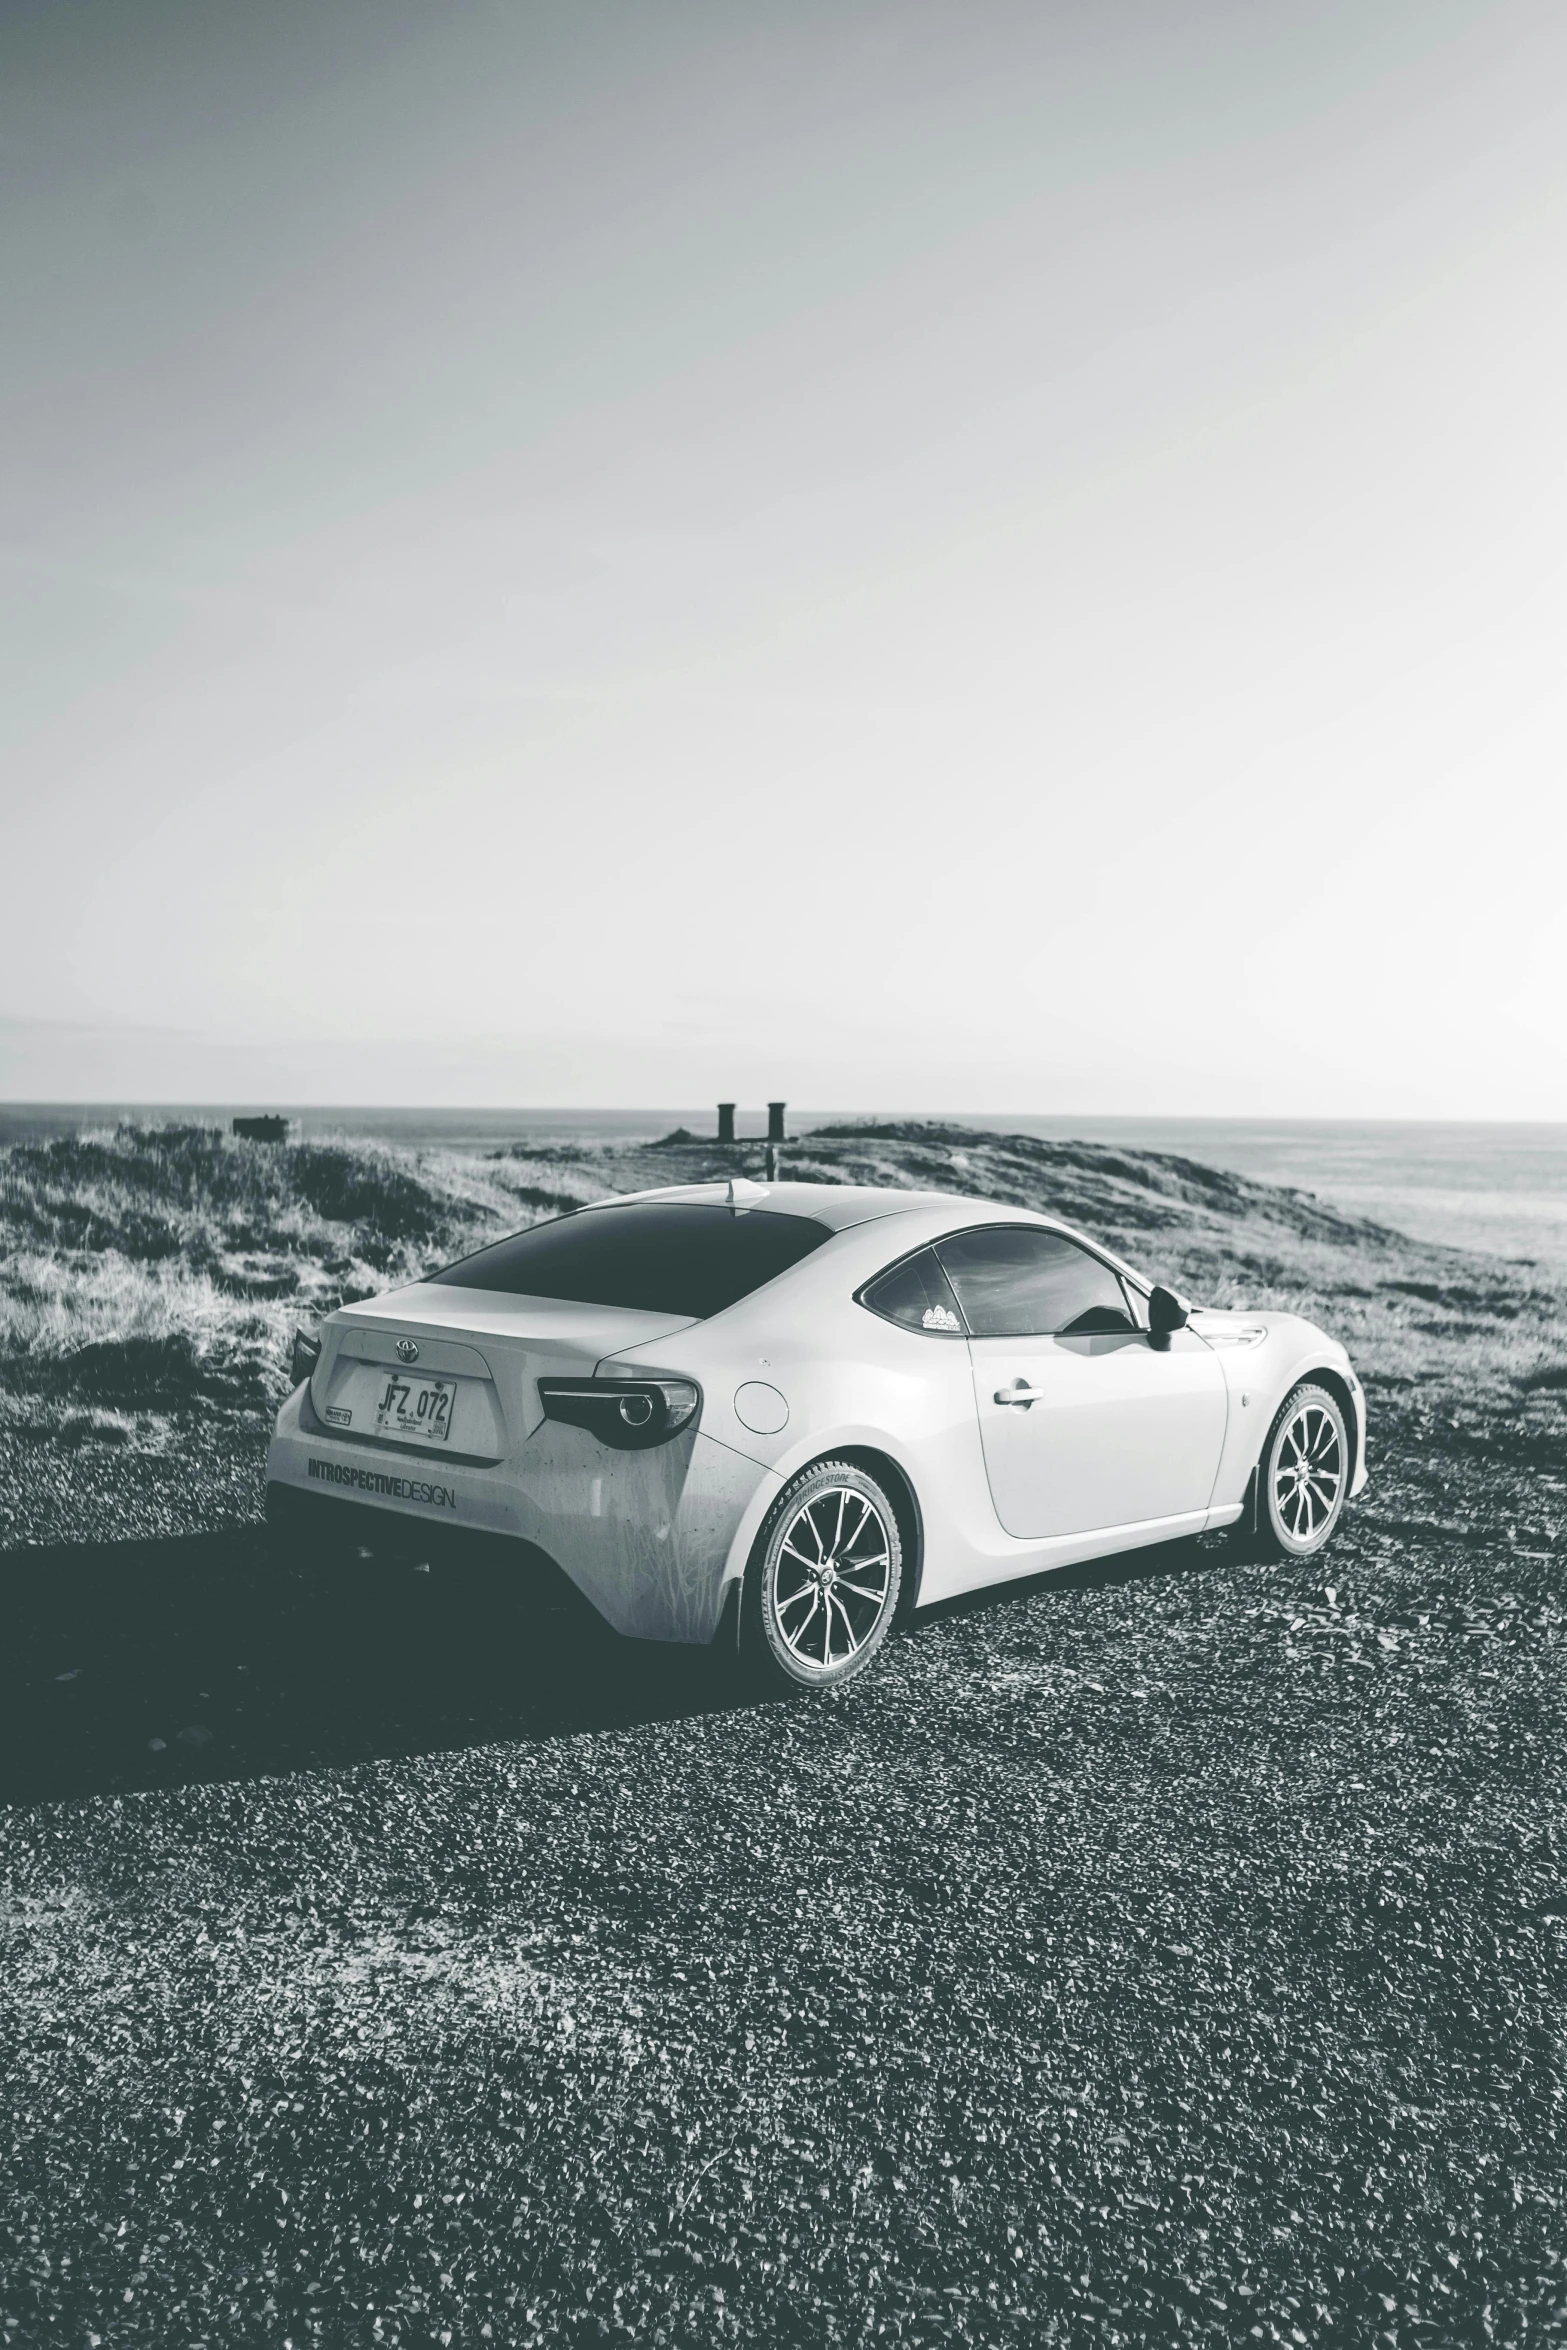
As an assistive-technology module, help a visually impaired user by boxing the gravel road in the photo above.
[4,1391,1566,2349]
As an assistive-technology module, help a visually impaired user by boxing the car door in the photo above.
[937,1225,1228,1541]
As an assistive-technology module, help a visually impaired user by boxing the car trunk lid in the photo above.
[312,1286,700,1463]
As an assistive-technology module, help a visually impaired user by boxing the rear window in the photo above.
[429,1202,831,1318]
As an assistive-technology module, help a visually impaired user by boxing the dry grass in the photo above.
[0,1123,607,1426]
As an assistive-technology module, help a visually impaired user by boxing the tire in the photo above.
[741,1459,904,1693]
[1255,1381,1350,1561]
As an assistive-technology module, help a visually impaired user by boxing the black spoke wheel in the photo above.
[743,1459,903,1692]
[1257,1381,1349,1560]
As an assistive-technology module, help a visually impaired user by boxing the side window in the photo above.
[860,1247,967,1336]
[934,1227,1137,1339]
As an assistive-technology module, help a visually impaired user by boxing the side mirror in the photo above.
[1148,1285,1189,1338]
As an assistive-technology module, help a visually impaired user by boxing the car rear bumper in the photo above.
[265,1476,547,1573]
[266,1380,777,1644]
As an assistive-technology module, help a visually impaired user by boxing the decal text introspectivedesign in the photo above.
[307,1457,455,1509]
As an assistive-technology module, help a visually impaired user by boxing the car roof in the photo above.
[573,1181,1155,1295]
[576,1180,1037,1235]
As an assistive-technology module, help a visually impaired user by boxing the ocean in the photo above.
[3,1103,1566,1275]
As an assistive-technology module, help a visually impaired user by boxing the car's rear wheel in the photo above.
[742,1459,903,1693]
[1256,1382,1349,1560]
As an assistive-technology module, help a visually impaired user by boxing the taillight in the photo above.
[290,1328,322,1389]
[537,1376,700,1451]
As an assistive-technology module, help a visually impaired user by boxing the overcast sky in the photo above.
[3,0,1565,1115]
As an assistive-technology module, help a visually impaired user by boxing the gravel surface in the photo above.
[3,1127,1566,2346]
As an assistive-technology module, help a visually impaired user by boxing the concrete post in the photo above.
[717,1103,736,1145]
[767,1101,786,1143]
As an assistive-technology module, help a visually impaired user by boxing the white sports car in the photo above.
[267,1181,1367,1691]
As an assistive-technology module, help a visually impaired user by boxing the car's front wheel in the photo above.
[742,1459,904,1693]
[1256,1381,1349,1559]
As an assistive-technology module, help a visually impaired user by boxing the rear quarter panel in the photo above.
[600,1214,1046,1608]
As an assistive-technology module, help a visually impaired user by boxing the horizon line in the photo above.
[4,1100,1567,1132]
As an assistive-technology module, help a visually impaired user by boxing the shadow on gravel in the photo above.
[0,1523,1217,1807]
[0,1524,750,1806]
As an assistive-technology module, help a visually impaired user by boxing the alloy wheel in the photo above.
[770,1483,895,1673]
[1270,1394,1344,1549]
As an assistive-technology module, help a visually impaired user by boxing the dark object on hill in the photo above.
[231,1115,289,1143]
[709,1103,787,1144]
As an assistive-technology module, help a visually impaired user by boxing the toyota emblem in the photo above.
[395,1338,419,1363]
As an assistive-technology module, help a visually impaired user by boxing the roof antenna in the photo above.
[727,1176,768,1208]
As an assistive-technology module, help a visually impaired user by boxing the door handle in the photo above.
[994,1383,1046,1407]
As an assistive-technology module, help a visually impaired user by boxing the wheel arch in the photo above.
[1246,1362,1358,1545]
[736,1447,921,1687]
[832,1445,926,1619]
[1296,1363,1358,1487]
[733,1442,926,1630]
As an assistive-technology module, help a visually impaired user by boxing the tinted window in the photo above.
[861,1247,967,1336]
[935,1227,1135,1339]
[431,1203,830,1318]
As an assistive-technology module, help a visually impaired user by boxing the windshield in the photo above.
[429,1202,831,1318]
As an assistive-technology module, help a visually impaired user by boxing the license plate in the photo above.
[373,1370,456,1445]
